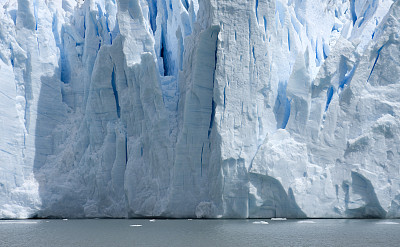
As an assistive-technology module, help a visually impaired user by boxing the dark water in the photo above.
[1,219,399,247]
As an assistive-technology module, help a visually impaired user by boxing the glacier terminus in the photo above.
[0,0,400,219]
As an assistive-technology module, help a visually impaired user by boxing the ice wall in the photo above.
[0,0,399,218]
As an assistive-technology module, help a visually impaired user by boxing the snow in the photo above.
[0,0,399,219]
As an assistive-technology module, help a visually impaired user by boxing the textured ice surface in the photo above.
[0,0,400,218]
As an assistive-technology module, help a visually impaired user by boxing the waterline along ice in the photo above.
[0,0,399,219]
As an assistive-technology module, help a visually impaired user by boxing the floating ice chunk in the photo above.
[130,224,143,227]
[149,219,156,222]
[298,220,316,224]
[62,219,68,221]
[253,221,269,225]
[271,218,287,221]
[376,222,399,225]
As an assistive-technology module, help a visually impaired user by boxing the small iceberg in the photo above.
[376,222,399,225]
[298,220,316,224]
[187,219,193,221]
[149,219,156,222]
[253,221,269,225]
[271,218,287,221]
[130,224,143,227]
[62,219,68,221]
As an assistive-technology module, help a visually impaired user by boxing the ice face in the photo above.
[0,0,399,219]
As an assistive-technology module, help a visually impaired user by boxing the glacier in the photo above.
[0,0,400,219]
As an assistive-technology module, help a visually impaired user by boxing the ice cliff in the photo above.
[0,0,400,218]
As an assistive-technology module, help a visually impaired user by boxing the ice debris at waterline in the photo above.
[376,222,400,225]
[0,0,400,219]
[297,221,316,224]
[0,221,38,224]
[271,218,287,221]
[253,221,269,225]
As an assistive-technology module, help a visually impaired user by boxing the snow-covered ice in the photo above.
[0,0,399,219]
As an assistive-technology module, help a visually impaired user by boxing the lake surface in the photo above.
[1,219,399,246]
